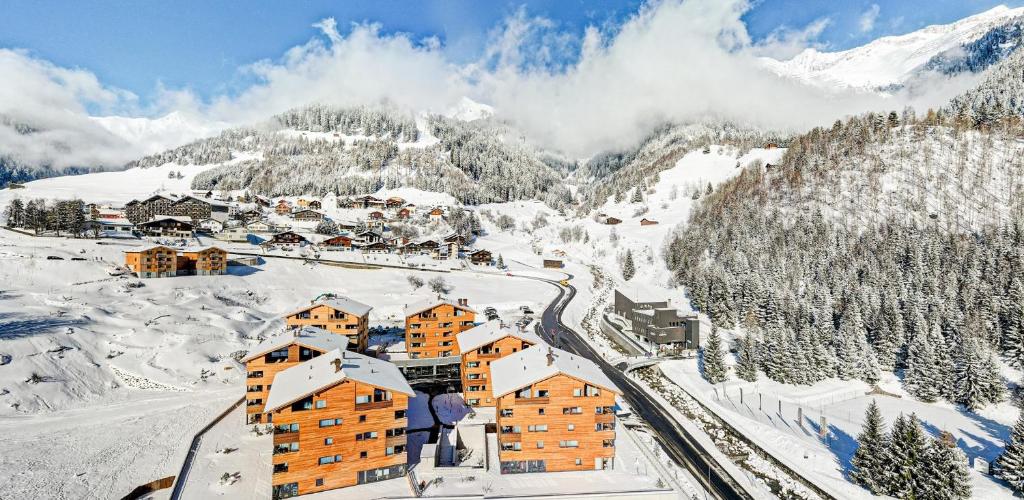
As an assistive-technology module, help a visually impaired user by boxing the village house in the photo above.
[284,297,373,352]
[639,218,659,226]
[241,327,352,424]
[457,320,543,407]
[86,218,133,237]
[469,249,493,265]
[427,207,444,222]
[137,216,193,239]
[276,200,292,215]
[123,245,178,278]
[403,297,476,359]
[368,211,384,220]
[353,230,383,246]
[196,218,225,234]
[491,345,621,474]
[216,226,250,243]
[385,196,405,209]
[320,235,353,250]
[395,207,411,220]
[308,200,322,210]
[291,209,325,222]
[296,198,311,208]
[350,195,385,209]
[263,349,414,498]
[542,257,563,269]
[246,220,274,233]
[254,195,271,207]
[267,231,308,247]
[238,208,264,222]
[177,246,228,276]
[359,241,390,254]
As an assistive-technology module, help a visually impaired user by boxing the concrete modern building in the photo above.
[612,290,699,351]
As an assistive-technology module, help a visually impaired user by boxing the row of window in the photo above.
[500,405,614,417]
[500,440,580,451]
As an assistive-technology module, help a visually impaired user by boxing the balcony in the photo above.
[500,432,522,441]
[355,400,394,411]
[386,434,407,447]
[596,413,616,424]
[274,432,300,446]
[477,352,501,359]
[246,405,264,415]
[515,397,549,405]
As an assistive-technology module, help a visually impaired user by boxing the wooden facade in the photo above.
[404,300,476,359]
[269,231,307,246]
[639,218,659,226]
[461,334,536,407]
[178,247,228,275]
[137,217,194,238]
[292,209,324,221]
[123,246,177,278]
[285,303,371,352]
[321,235,353,249]
[495,373,617,474]
[469,249,492,265]
[244,341,335,424]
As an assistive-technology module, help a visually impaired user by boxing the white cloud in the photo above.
[860,4,881,33]
[0,0,984,167]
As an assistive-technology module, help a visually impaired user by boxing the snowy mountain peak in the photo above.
[445,97,495,122]
[761,5,1024,90]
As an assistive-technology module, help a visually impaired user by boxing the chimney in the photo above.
[332,358,342,373]
[546,346,555,366]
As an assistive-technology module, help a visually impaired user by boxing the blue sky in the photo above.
[1,0,1020,106]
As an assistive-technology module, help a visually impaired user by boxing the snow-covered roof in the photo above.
[148,214,193,223]
[285,296,374,318]
[180,245,226,254]
[402,295,476,318]
[241,327,351,362]
[456,319,543,353]
[490,345,620,398]
[95,217,132,225]
[263,348,414,412]
[122,244,174,253]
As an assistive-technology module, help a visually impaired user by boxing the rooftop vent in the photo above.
[332,358,342,373]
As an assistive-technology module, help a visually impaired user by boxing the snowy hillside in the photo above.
[761,5,1024,90]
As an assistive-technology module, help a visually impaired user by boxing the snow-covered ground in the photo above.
[0,229,554,499]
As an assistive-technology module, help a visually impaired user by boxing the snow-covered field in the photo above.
[0,229,555,499]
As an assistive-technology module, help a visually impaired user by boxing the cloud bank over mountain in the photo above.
[0,0,991,169]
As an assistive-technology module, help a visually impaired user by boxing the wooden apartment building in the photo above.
[284,297,373,352]
[241,327,352,424]
[177,246,228,275]
[490,345,621,474]
[123,245,178,278]
[403,297,476,359]
[456,320,543,407]
[263,349,414,498]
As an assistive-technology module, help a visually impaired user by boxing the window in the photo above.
[573,388,583,397]
[360,451,368,459]
[528,424,548,432]
[538,408,545,415]
[568,424,575,431]
[386,445,406,455]
[394,410,407,419]
[585,385,601,397]
[319,456,335,465]
[467,361,480,368]
[596,406,615,414]
[315,400,327,409]
[247,371,263,378]
[275,423,299,433]
[386,428,405,437]
[325,438,334,445]
[536,389,549,397]
[537,441,544,449]
[355,395,371,404]
[359,415,367,423]
[603,439,615,448]
[500,409,513,417]
[315,478,324,487]
[563,407,582,415]
[468,399,480,405]
[575,458,583,466]
[356,431,378,441]
[559,440,579,448]
[319,418,342,427]
[516,388,531,399]
[273,463,289,474]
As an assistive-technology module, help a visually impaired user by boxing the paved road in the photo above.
[523,274,751,500]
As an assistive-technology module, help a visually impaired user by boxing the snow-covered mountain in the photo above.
[761,5,1024,90]
[90,111,226,157]
[445,97,495,122]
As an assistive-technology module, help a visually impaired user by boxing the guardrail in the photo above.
[168,396,246,500]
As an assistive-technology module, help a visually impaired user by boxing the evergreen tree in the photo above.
[850,400,890,494]
[955,339,998,411]
[887,413,929,498]
[736,329,759,382]
[621,249,635,281]
[496,254,505,269]
[631,186,643,203]
[922,432,972,500]
[701,326,728,384]
[996,411,1024,493]
[904,323,942,402]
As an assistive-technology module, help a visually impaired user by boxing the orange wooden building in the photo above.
[241,327,352,424]
[284,297,373,352]
[263,349,414,498]
[403,297,476,359]
[177,246,228,275]
[123,245,178,278]
[490,345,621,474]
[456,320,543,407]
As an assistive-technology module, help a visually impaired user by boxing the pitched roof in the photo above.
[402,295,476,318]
[285,296,373,318]
[122,244,175,253]
[489,344,620,398]
[456,319,543,353]
[241,326,351,362]
[146,215,193,223]
[263,348,414,412]
[181,245,226,254]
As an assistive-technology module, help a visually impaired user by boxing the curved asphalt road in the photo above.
[521,273,750,500]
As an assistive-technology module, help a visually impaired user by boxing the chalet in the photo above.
[308,200,322,210]
[443,233,466,247]
[267,231,307,247]
[366,219,385,230]
[85,218,133,237]
[403,203,416,214]
[359,241,390,254]
[603,217,622,225]
[403,297,476,359]
[765,142,779,149]
[457,320,543,407]
[469,249,493,265]
[238,209,264,222]
[417,239,439,251]
[353,230,383,245]
[263,349,414,497]
[321,235,353,250]
[284,297,373,352]
[124,194,177,224]
[543,258,563,269]
[397,241,421,255]
[296,198,311,208]
[275,201,292,215]
[216,227,250,243]
[196,218,225,233]
[242,327,353,423]
[177,246,228,276]
[350,195,385,209]
[246,221,274,233]
[254,195,271,207]
[491,345,621,473]
[639,218,659,226]
[291,209,325,222]
[137,216,193,239]
[432,242,459,260]
[395,208,411,220]
[385,196,405,208]
[368,211,384,220]
[335,221,359,232]
[427,207,444,222]
[123,245,178,278]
